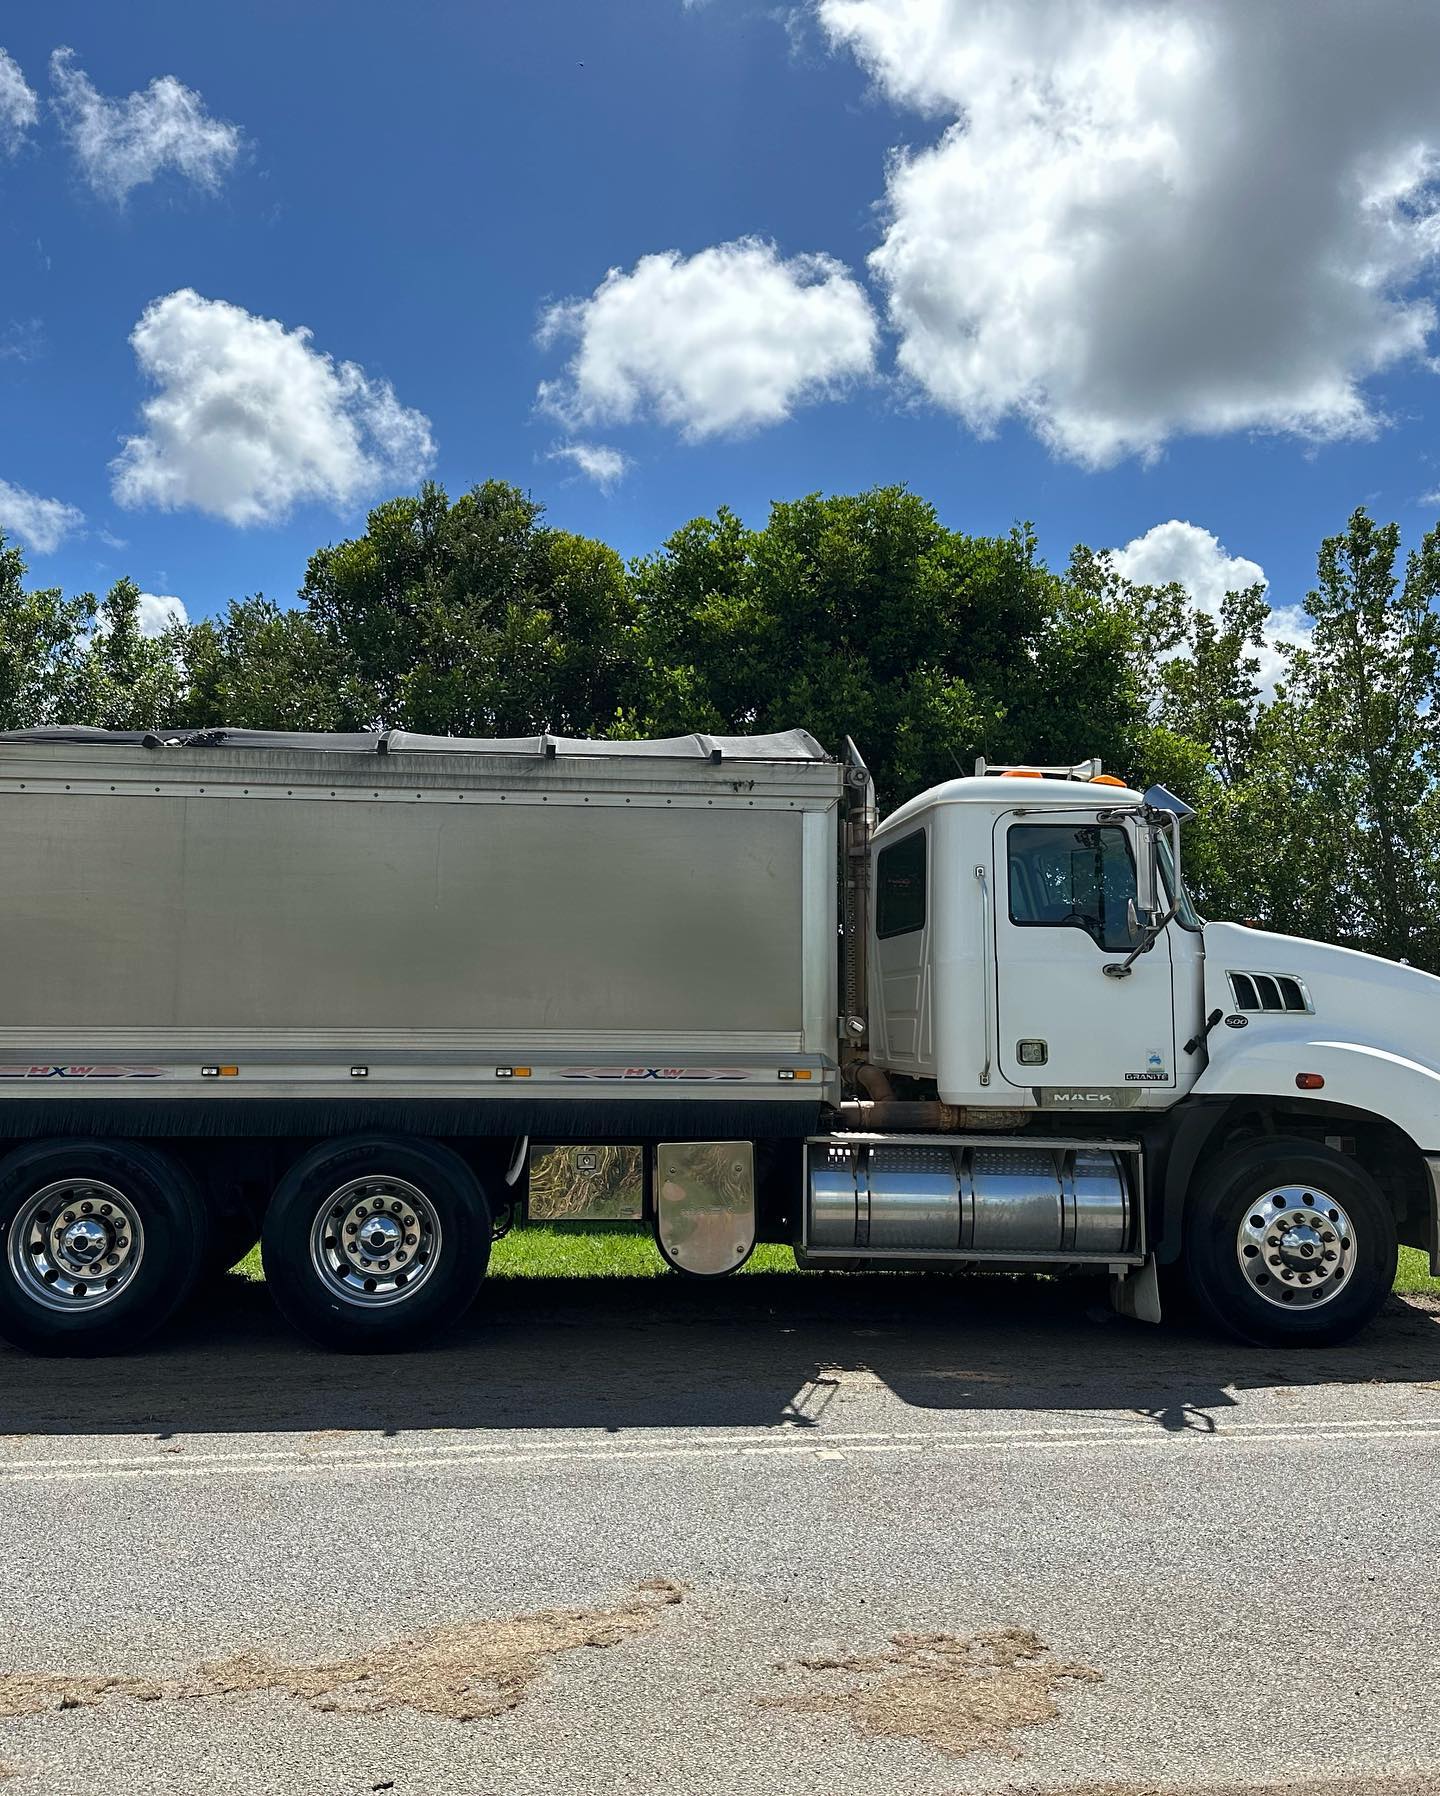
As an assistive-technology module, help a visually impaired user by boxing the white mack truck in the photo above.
[0,725,1433,1355]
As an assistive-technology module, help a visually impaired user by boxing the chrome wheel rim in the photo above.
[6,1180,145,1312]
[1236,1183,1356,1310]
[310,1176,441,1308]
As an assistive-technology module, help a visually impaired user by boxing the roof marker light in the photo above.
[1000,768,1044,779]
[1091,774,1127,788]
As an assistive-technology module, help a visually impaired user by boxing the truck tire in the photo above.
[0,1139,208,1356]
[262,1135,491,1352]
[1183,1136,1396,1347]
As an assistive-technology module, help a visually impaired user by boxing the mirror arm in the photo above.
[1103,900,1178,979]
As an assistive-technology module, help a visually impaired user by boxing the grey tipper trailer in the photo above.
[0,727,844,1351]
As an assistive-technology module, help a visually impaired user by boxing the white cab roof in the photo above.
[875,775,1143,841]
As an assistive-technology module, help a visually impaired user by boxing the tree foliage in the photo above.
[626,489,1143,803]
[1,486,1437,968]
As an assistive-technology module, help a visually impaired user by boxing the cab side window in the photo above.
[876,829,926,939]
[1007,823,1135,952]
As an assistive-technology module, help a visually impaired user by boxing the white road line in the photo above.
[0,1414,1438,1485]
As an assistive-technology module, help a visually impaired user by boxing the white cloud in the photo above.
[547,441,631,492]
[538,238,877,439]
[1112,519,1308,695]
[0,48,37,153]
[0,479,84,555]
[136,592,188,635]
[817,0,1440,466]
[49,47,242,203]
[111,290,435,526]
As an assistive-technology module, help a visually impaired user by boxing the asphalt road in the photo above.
[1,1273,1438,1796]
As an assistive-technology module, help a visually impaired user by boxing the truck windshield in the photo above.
[1160,837,1202,929]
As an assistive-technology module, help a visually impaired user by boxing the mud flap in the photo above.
[1109,1254,1162,1325]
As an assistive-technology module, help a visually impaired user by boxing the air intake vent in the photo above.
[1228,971,1312,1014]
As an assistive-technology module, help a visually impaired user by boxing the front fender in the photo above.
[1192,1037,1440,1156]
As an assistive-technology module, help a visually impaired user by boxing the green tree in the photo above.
[1279,509,1440,964]
[626,488,1146,805]
[1094,506,1440,971]
[73,578,189,730]
[0,534,92,728]
[299,480,632,735]
[175,596,342,730]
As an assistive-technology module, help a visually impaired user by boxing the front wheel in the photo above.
[262,1135,491,1352]
[1183,1136,1396,1347]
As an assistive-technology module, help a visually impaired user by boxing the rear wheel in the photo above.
[262,1135,491,1351]
[1184,1136,1396,1347]
[0,1139,207,1355]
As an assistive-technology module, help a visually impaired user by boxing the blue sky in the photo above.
[2,0,1440,637]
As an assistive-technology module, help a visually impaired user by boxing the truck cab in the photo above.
[868,766,1203,1110]
[831,754,1440,1347]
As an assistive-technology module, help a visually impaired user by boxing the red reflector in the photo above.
[1296,1072,1325,1091]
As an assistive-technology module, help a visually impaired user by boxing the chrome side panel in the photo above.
[0,745,843,1107]
[654,1141,756,1275]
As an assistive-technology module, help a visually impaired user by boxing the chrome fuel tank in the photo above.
[806,1135,1133,1259]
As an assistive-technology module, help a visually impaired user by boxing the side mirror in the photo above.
[1132,821,1161,916]
[1141,783,1196,822]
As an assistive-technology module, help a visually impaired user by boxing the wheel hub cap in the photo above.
[61,1217,109,1263]
[358,1214,402,1257]
[1236,1184,1356,1310]
[310,1176,442,1308]
[6,1180,145,1312]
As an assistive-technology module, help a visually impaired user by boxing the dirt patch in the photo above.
[768,1625,1100,1759]
[0,1578,683,1725]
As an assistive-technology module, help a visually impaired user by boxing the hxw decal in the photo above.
[558,1067,750,1083]
[0,1065,166,1080]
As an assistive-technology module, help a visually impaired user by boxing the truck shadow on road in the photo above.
[3,1274,1437,1442]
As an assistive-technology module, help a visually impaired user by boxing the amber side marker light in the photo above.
[1296,1072,1325,1091]
[1091,774,1127,788]
[779,1068,813,1081]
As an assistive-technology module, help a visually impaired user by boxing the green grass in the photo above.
[232,1223,798,1283]
[1394,1245,1440,1296]
[234,1228,1440,1293]
[491,1222,799,1278]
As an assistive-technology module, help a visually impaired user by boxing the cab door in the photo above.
[992,811,1176,1094]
